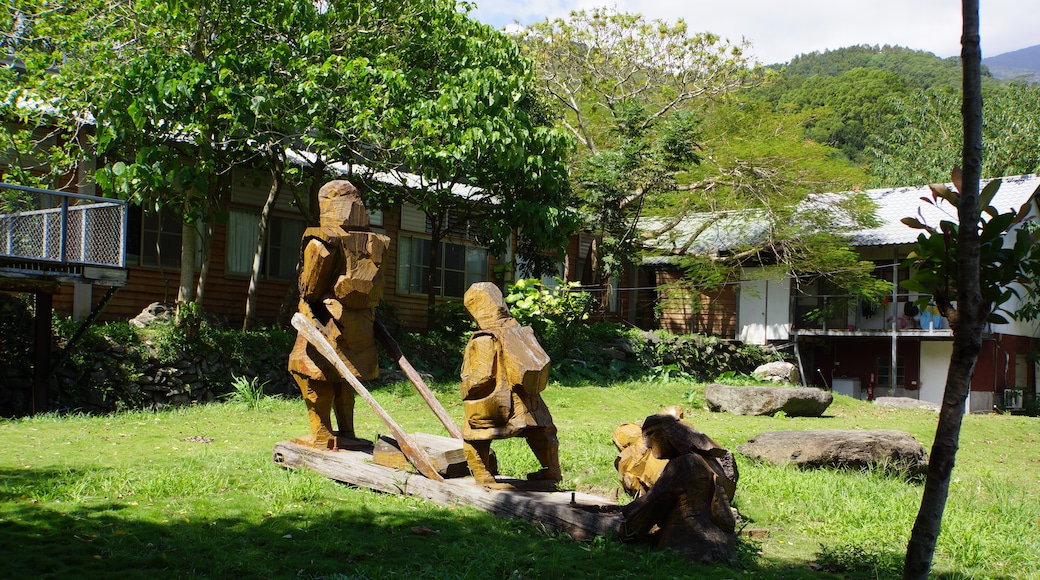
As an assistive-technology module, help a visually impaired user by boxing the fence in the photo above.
[0,183,126,268]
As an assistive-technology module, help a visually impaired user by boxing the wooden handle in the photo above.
[374,320,463,440]
[291,313,443,481]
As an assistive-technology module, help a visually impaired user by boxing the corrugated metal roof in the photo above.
[640,174,1040,260]
[852,174,1040,246]
[641,209,772,256]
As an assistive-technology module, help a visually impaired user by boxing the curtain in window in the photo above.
[227,210,260,275]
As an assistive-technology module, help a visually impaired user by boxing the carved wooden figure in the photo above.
[618,412,739,564]
[288,180,390,450]
[613,406,682,497]
[460,282,561,487]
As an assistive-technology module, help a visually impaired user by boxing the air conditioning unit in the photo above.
[1003,389,1024,410]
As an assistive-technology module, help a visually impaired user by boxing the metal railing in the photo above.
[0,183,127,268]
[793,292,956,333]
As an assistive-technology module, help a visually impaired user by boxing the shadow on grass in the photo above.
[0,467,1006,580]
[0,467,1013,580]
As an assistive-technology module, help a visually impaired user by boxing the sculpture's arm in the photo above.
[299,238,335,301]
[460,335,497,400]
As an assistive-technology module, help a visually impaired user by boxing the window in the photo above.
[226,210,306,280]
[877,357,905,388]
[126,206,184,268]
[397,234,488,298]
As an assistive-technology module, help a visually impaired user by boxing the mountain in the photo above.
[983,44,1040,82]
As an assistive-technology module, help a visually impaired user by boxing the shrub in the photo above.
[504,278,594,360]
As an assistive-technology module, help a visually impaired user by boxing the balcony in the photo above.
[0,183,127,288]
[793,293,956,338]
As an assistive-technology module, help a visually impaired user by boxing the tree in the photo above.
[518,8,761,284]
[868,82,1040,186]
[647,102,887,300]
[900,4,1040,576]
[0,7,90,201]
[307,1,577,324]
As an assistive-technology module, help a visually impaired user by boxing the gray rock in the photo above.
[873,397,940,412]
[753,361,800,384]
[129,302,176,328]
[737,429,928,474]
[705,385,832,417]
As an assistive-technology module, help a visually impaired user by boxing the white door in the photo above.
[920,341,953,404]
[739,279,768,345]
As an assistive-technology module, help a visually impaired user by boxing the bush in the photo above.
[630,330,782,382]
[504,278,594,360]
[30,313,296,415]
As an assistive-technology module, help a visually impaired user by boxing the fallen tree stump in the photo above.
[272,440,622,541]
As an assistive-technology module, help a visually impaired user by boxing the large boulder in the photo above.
[705,385,832,417]
[737,429,928,474]
[753,361,800,384]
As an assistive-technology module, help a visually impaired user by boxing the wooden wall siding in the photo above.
[48,190,504,331]
[653,269,737,338]
[231,169,298,214]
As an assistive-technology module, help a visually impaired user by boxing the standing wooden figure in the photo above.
[460,282,562,486]
[288,180,390,450]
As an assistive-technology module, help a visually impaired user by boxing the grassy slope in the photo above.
[1,381,1038,579]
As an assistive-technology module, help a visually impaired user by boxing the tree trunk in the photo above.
[243,163,284,331]
[177,216,196,303]
[194,216,213,304]
[903,2,984,577]
[425,212,444,329]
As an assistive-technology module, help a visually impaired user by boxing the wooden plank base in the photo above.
[373,433,469,478]
[272,440,623,541]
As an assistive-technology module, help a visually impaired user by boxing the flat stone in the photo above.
[705,385,832,417]
[873,397,940,412]
[737,429,928,474]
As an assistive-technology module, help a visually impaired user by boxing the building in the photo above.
[634,174,1040,412]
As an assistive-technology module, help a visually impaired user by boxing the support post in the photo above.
[32,291,53,415]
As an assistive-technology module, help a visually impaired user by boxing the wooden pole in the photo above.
[31,291,52,415]
[374,320,463,440]
[291,313,443,481]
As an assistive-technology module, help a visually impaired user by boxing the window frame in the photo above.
[397,233,489,299]
[224,208,307,281]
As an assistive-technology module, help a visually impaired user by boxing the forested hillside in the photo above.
[738,45,1040,185]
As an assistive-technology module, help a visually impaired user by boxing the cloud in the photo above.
[470,0,1040,65]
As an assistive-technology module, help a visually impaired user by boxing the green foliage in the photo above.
[868,83,1040,186]
[815,542,902,575]
[780,45,969,89]
[520,7,762,282]
[228,375,272,410]
[901,176,1040,325]
[712,371,761,386]
[504,278,594,360]
[392,301,473,380]
[43,314,294,413]
[629,331,779,382]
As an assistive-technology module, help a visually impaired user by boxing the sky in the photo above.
[470,0,1040,66]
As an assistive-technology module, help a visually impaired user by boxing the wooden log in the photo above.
[291,312,443,481]
[272,440,623,541]
[373,433,469,478]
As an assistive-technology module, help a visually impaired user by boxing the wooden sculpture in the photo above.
[613,406,682,497]
[459,282,561,487]
[288,180,390,451]
[618,412,739,563]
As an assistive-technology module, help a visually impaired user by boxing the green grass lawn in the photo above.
[2,380,1038,579]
